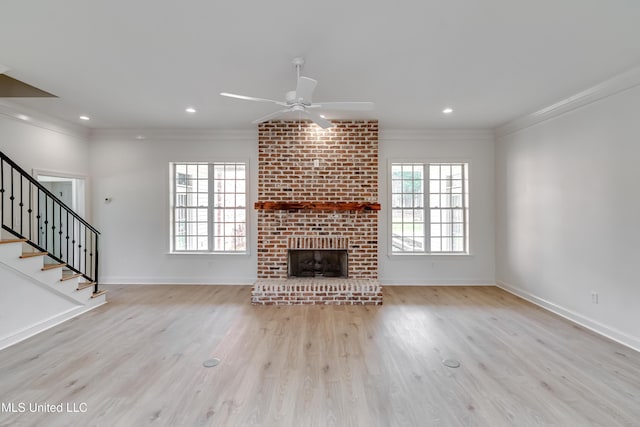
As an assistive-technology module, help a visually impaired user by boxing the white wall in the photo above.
[0,261,79,349]
[379,130,496,285]
[90,130,258,284]
[495,84,640,351]
[0,106,91,181]
[90,128,495,286]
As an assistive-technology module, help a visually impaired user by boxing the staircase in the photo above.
[1,238,106,301]
[0,151,105,350]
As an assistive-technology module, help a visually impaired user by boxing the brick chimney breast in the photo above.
[253,120,381,305]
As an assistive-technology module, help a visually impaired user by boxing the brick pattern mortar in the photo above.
[254,120,381,304]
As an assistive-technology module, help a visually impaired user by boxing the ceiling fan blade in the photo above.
[251,109,290,124]
[220,92,286,106]
[295,77,317,104]
[302,110,334,129]
[309,101,374,111]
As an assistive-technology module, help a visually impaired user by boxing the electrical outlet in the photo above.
[591,292,599,304]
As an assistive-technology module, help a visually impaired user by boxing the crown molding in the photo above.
[381,128,495,143]
[89,128,256,142]
[0,100,90,139]
[496,65,640,138]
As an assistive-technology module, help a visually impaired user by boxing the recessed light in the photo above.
[79,115,90,121]
[16,114,29,121]
[135,135,146,140]
[185,107,196,113]
[320,114,326,119]
[442,108,453,114]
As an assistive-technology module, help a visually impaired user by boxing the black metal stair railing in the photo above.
[0,151,100,293]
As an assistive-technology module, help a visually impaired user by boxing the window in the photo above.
[171,162,247,253]
[391,162,468,254]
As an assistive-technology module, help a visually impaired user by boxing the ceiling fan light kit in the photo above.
[220,57,374,129]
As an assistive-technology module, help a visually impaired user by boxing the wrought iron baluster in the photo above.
[10,166,14,230]
[0,158,4,227]
[59,204,63,258]
[89,232,93,279]
[66,210,70,265]
[94,234,99,293]
[37,188,41,246]
[83,225,87,276]
[71,216,75,270]
[44,195,48,251]
[28,183,33,240]
[51,200,57,256]
[19,175,24,235]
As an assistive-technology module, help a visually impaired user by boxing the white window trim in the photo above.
[168,159,251,255]
[387,158,471,257]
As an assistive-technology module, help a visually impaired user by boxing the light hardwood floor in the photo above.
[0,285,639,426]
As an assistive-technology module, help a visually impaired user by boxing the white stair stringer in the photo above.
[0,240,107,350]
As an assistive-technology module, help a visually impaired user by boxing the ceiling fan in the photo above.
[220,57,374,129]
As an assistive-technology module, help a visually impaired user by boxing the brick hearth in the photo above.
[253,120,382,305]
[253,278,382,305]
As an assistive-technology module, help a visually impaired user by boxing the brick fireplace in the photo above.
[252,120,382,305]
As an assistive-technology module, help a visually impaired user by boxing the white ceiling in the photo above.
[1,0,639,130]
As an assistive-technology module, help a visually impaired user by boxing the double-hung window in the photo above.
[171,162,247,253]
[391,162,469,254]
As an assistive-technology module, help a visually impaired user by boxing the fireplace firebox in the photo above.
[288,250,348,278]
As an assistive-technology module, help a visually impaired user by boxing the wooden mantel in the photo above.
[254,202,381,211]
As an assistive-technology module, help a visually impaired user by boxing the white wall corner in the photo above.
[495,65,640,138]
[496,280,640,353]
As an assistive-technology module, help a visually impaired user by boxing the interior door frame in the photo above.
[32,169,90,221]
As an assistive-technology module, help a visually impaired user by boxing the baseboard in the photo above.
[100,277,255,285]
[0,301,107,351]
[496,280,640,353]
[103,279,495,287]
[379,279,496,286]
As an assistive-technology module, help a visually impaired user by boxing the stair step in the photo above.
[42,263,66,271]
[60,273,83,282]
[91,290,108,299]
[0,238,28,245]
[77,282,95,291]
[20,251,48,259]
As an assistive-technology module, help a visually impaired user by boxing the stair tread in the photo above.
[0,238,28,244]
[20,251,48,258]
[91,290,108,298]
[60,273,83,281]
[41,263,66,271]
[77,282,95,291]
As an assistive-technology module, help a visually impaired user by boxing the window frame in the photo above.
[388,159,470,256]
[169,160,250,255]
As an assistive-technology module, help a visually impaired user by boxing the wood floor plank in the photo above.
[0,285,639,426]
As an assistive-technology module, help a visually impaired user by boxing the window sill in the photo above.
[167,251,250,256]
[387,252,473,259]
